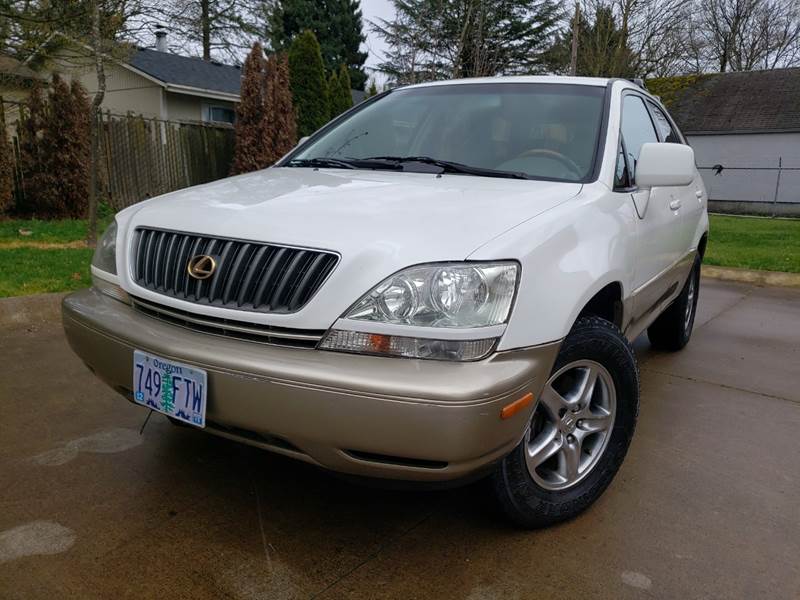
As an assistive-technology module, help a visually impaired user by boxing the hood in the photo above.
[119,168,581,327]
[125,167,580,261]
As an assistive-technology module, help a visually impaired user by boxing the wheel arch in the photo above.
[576,281,624,330]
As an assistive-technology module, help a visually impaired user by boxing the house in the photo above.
[0,54,44,125]
[2,32,242,125]
[651,68,800,216]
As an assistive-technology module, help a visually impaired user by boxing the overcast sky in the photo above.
[360,0,394,82]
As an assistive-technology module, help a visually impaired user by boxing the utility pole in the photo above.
[87,0,106,247]
[569,2,580,76]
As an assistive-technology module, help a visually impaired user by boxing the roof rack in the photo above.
[628,78,646,89]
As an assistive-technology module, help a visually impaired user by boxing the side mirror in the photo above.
[635,143,695,188]
[297,136,310,147]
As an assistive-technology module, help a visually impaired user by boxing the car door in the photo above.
[646,100,705,253]
[619,93,686,324]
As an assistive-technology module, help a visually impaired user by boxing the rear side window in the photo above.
[648,102,681,143]
[620,95,658,183]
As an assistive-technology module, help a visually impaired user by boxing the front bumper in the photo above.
[62,289,560,482]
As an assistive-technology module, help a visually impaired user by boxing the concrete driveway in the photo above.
[1,279,798,599]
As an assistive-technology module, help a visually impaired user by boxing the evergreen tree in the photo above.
[16,75,90,217]
[335,63,353,114]
[266,0,368,90]
[327,69,341,117]
[545,5,638,77]
[16,83,47,216]
[0,106,13,214]
[373,0,562,84]
[264,52,297,164]
[288,30,330,137]
[63,79,91,218]
[366,79,379,97]
[231,42,269,175]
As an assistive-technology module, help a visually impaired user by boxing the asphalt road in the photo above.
[1,279,798,599]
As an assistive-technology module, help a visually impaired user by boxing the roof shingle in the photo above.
[128,48,241,96]
[654,68,800,134]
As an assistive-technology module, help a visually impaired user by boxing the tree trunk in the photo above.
[87,0,106,247]
[569,2,580,76]
[201,0,211,61]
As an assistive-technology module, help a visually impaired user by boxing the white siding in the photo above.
[687,132,800,205]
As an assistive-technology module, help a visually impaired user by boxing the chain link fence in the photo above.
[697,159,800,217]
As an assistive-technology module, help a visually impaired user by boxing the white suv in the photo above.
[63,76,708,528]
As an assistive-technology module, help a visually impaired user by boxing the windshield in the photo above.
[288,83,606,182]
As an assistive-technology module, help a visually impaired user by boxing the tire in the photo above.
[491,316,639,529]
[647,257,701,351]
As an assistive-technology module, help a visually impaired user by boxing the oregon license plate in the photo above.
[133,350,207,427]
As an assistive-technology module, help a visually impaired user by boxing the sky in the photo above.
[359,0,395,83]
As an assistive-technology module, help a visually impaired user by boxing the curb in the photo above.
[702,265,800,288]
[0,292,66,330]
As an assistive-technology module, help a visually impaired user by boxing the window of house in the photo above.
[647,101,681,143]
[204,105,235,124]
[620,95,658,184]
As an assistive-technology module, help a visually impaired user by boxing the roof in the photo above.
[128,48,241,97]
[651,68,800,134]
[0,54,42,80]
[351,88,367,104]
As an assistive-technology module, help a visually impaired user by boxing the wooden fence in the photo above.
[98,112,235,210]
[3,101,236,211]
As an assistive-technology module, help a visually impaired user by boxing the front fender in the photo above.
[469,185,637,350]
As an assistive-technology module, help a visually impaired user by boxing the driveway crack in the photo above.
[309,508,437,599]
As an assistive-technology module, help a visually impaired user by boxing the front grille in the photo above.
[131,296,324,348]
[132,228,338,313]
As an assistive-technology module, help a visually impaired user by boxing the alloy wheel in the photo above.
[524,360,616,491]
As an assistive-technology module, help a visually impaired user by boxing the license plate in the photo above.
[133,350,207,427]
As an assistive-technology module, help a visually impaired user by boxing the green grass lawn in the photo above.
[0,214,797,298]
[706,214,800,273]
[0,247,94,297]
[0,217,113,244]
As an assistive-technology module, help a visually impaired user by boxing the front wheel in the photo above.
[491,316,639,529]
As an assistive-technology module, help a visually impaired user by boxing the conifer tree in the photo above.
[16,84,46,215]
[336,63,353,113]
[231,42,269,174]
[0,105,13,214]
[288,30,330,137]
[264,52,297,164]
[327,69,341,117]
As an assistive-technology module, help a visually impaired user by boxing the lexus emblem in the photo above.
[187,254,217,280]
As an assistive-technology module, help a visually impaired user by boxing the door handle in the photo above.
[695,190,703,198]
[669,199,682,210]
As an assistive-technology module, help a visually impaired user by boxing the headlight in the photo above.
[344,262,517,328]
[318,262,518,361]
[91,220,117,275]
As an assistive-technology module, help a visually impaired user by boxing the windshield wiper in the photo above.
[360,156,531,180]
[286,157,403,171]
[286,157,358,170]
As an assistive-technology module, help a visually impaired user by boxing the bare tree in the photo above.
[149,0,263,63]
[700,0,800,71]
